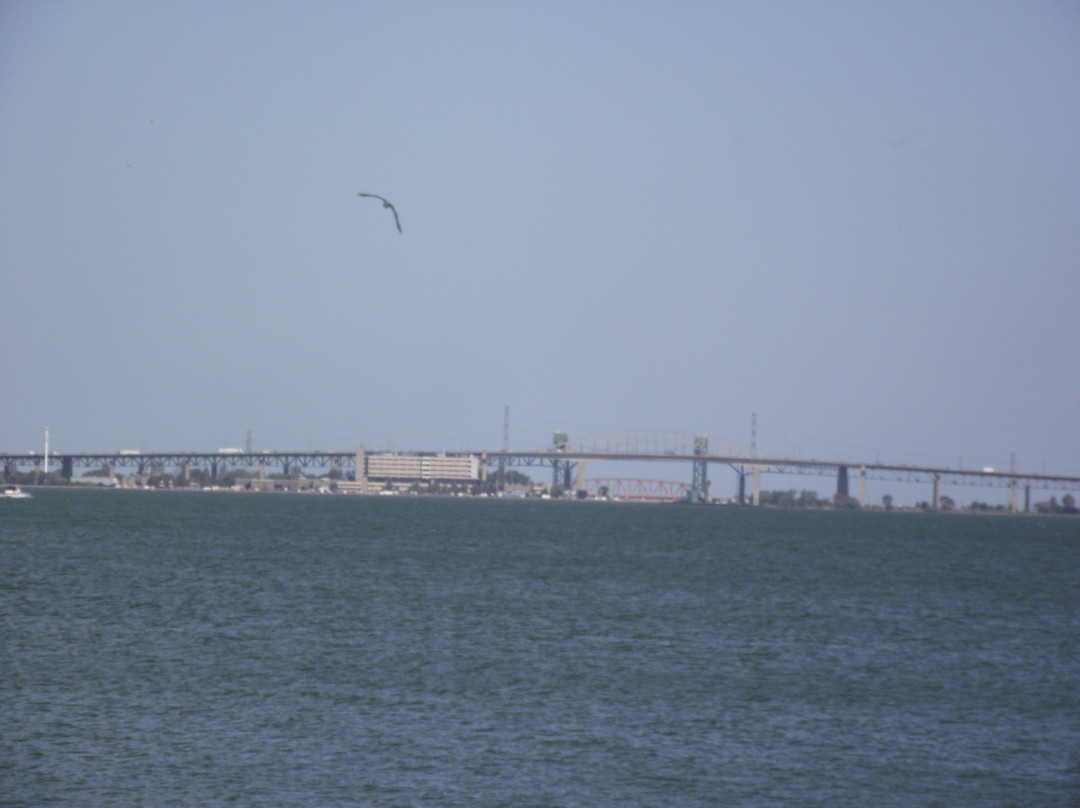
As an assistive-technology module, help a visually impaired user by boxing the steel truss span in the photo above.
[483,451,1080,493]
[584,478,692,502]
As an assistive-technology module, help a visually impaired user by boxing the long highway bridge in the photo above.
[3,431,1078,510]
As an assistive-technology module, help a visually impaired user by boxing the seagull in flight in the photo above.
[357,192,402,233]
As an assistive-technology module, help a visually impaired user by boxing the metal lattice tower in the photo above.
[691,435,708,503]
[552,431,570,489]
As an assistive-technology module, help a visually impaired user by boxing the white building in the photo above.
[365,453,480,482]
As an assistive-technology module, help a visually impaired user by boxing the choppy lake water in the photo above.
[3,490,1079,806]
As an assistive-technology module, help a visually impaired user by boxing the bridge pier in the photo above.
[552,458,573,490]
[61,456,73,480]
[575,461,586,494]
[837,466,849,500]
[752,465,760,506]
[932,473,941,510]
[860,465,867,508]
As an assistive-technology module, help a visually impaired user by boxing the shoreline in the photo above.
[9,483,1078,516]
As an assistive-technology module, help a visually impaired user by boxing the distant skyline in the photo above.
[3,2,1078,500]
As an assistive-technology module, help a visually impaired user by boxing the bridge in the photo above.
[3,430,1078,510]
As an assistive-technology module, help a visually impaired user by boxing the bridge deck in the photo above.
[2,449,1078,490]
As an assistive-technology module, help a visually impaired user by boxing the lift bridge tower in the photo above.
[690,435,709,503]
[552,431,572,490]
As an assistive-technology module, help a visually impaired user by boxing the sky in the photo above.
[2,1,1079,501]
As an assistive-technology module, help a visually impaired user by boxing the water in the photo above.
[3,490,1078,807]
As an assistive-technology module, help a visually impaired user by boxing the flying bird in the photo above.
[357,192,402,233]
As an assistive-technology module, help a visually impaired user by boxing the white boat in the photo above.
[3,485,32,499]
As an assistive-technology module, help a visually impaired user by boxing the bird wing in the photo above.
[358,192,402,233]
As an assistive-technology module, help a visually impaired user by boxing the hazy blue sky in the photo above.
[3,2,1078,495]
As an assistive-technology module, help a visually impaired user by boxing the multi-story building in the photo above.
[365,453,480,483]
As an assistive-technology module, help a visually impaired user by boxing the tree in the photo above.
[833,494,861,510]
[482,468,532,494]
[882,494,893,511]
[504,470,532,486]
[939,495,955,511]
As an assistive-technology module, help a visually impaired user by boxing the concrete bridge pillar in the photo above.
[932,473,941,510]
[61,456,73,480]
[860,465,867,508]
[752,466,761,506]
[574,461,586,493]
[356,445,367,492]
[836,466,849,500]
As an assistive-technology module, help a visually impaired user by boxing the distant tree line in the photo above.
[1033,494,1078,515]
[757,489,859,509]
[482,469,533,494]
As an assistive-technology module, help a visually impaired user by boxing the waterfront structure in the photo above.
[365,453,480,483]
[3,431,1079,508]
